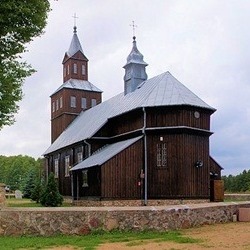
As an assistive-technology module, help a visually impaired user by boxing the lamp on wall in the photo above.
[195,160,203,168]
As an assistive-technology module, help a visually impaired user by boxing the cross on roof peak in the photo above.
[130,21,137,38]
[72,13,78,27]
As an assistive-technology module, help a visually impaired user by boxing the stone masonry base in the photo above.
[0,201,249,236]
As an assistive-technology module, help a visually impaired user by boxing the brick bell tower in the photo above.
[50,26,102,143]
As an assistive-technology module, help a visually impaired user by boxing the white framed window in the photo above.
[70,96,76,108]
[82,64,85,75]
[73,63,77,74]
[65,155,70,177]
[77,152,83,163]
[156,143,167,167]
[82,170,88,187]
[67,65,70,75]
[52,102,55,112]
[91,99,97,107]
[54,159,59,178]
[59,97,63,108]
[81,97,87,109]
[56,99,59,111]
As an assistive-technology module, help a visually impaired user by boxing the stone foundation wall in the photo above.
[72,199,210,207]
[0,183,6,207]
[0,201,250,236]
[225,194,250,201]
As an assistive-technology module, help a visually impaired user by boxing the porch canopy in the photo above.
[70,136,143,171]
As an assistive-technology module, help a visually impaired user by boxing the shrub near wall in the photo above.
[0,202,250,236]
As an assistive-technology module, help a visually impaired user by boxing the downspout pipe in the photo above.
[84,140,91,157]
[142,107,148,206]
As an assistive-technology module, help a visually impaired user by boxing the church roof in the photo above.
[70,136,142,171]
[44,71,215,155]
[67,26,84,57]
[51,79,102,96]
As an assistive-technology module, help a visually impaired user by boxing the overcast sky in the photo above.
[0,0,249,176]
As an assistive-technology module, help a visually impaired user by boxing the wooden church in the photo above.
[44,26,223,204]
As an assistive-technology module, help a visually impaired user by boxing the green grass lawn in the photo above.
[5,198,72,207]
[0,230,200,250]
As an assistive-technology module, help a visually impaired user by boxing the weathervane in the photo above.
[130,21,137,38]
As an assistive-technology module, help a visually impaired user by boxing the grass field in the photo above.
[0,230,199,250]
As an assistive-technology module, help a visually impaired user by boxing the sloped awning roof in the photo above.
[70,136,143,171]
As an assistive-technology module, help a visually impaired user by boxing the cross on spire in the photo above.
[130,21,137,38]
[72,13,78,27]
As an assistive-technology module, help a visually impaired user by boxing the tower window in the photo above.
[54,158,59,178]
[67,65,70,75]
[73,63,77,74]
[91,99,97,107]
[52,102,55,112]
[65,155,70,177]
[70,96,76,108]
[81,97,87,109]
[59,97,63,108]
[56,99,59,111]
[82,65,86,75]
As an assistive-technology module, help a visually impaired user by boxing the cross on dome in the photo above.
[130,21,137,39]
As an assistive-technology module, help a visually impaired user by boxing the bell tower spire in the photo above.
[50,23,102,143]
[123,22,148,95]
[62,22,89,83]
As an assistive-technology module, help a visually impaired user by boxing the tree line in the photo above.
[0,155,63,206]
[222,169,250,193]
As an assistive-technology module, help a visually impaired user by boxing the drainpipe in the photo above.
[84,140,91,157]
[142,107,148,206]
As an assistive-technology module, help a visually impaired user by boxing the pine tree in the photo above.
[40,173,63,207]
[31,179,43,203]
[22,168,38,198]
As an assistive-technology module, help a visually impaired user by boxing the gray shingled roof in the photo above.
[67,29,84,57]
[51,79,102,96]
[44,71,215,155]
[70,136,143,171]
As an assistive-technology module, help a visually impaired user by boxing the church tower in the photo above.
[123,36,148,95]
[50,26,102,143]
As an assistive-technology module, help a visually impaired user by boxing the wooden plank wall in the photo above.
[146,107,211,131]
[101,139,143,199]
[147,133,210,198]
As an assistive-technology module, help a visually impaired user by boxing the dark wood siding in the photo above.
[146,106,211,131]
[147,133,210,198]
[95,109,143,137]
[101,139,143,199]
[77,167,101,197]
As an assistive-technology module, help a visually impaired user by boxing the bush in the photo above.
[40,173,63,207]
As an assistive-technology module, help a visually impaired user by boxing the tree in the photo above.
[31,179,44,203]
[22,168,38,198]
[0,0,50,129]
[40,173,63,207]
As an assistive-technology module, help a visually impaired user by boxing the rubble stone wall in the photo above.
[0,202,249,236]
[0,183,6,207]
